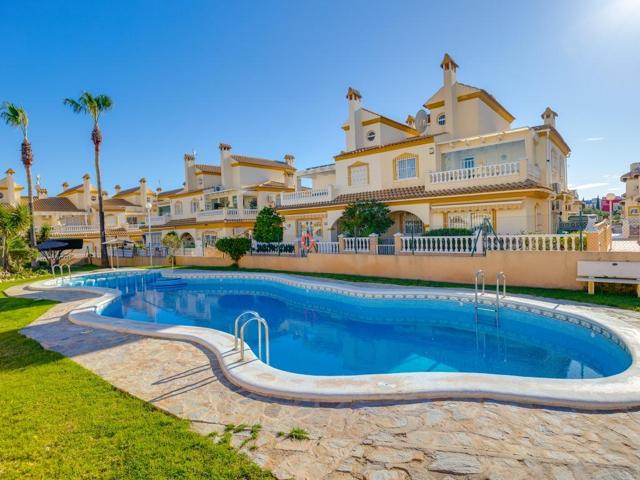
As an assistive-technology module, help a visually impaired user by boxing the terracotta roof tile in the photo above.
[195,164,221,174]
[162,217,197,227]
[279,180,547,210]
[621,167,640,181]
[335,135,434,159]
[157,187,185,198]
[113,186,140,197]
[33,197,83,212]
[230,155,295,172]
[104,198,139,209]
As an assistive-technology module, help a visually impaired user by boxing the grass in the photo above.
[0,270,272,479]
[276,428,309,441]
[170,265,640,313]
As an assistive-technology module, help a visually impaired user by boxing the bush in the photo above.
[253,207,284,242]
[424,228,473,237]
[341,200,393,237]
[216,237,252,266]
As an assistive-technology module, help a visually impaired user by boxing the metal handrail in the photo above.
[474,270,485,305]
[496,272,506,299]
[239,316,270,365]
[233,311,261,349]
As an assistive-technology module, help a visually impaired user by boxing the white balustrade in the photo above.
[401,236,475,254]
[485,234,582,252]
[52,224,98,233]
[343,237,370,252]
[196,208,258,222]
[429,161,521,184]
[316,241,340,254]
[280,186,334,206]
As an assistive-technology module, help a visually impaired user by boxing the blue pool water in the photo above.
[70,272,632,379]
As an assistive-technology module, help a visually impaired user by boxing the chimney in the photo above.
[405,115,415,127]
[62,181,69,191]
[38,187,48,199]
[219,143,233,188]
[184,152,197,191]
[440,53,459,138]
[114,184,121,194]
[139,177,148,205]
[346,87,362,151]
[440,53,458,86]
[5,168,17,206]
[156,187,162,194]
[541,107,558,128]
[82,173,91,209]
[284,154,295,167]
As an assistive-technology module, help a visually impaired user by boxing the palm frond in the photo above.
[63,98,85,114]
[64,91,112,122]
[0,102,29,138]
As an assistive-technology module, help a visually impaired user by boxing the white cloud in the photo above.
[569,182,610,190]
[583,137,604,142]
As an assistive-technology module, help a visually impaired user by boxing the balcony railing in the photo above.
[196,208,258,222]
[51,223,145,234]
[280,186,335,206]
[429,160,523,184]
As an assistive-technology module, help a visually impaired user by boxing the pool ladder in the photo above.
[474,270,507,325]
[52,264,71,283]
[233,311,270,365]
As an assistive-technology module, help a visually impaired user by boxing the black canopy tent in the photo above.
[37,238,84,272]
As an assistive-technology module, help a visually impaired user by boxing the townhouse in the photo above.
[621,162,640,237]
[278,54,575,241]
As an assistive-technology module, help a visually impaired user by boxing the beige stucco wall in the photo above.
[170,251,640,291]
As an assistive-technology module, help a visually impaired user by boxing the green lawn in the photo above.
[172,265,640,313]
[0,270,272,479]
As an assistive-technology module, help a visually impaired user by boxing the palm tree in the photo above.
[0,102,37,249]
[0,203,31,271]
[63,92,113,267]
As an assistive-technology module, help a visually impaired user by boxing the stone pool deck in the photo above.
[7,283,640,480]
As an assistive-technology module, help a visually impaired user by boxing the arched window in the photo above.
[180,232,195,248]
[190,199,199,213]
[437,114,446,126]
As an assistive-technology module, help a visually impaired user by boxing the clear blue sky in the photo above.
[1,0,639,199]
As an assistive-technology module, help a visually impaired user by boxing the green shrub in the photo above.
[216,237,252,266]
[424,228,473,237]
[253,207,284,242]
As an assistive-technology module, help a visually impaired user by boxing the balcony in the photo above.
[427,159,541,190]
[280,185,335,207]
[51,223,144,234]
[196,207,258,223]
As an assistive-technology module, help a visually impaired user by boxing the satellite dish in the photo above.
[415,109,429,134]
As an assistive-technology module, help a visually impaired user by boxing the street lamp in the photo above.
[146,200,153,267]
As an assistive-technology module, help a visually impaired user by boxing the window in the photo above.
[437,114,446,126]
[396,157,417,179]
[403,215,423,234]
[202,232,217,247]
[366,130,376,142]
[462,157,475,169]
[174,201,183,215]
[349,163,369,187]
[190,199,199,213]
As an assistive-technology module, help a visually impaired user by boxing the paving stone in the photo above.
[428,452,482,475]
[9,283,640,480]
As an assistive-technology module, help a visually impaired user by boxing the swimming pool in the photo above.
[66,270,631,380]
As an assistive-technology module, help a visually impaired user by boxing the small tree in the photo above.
[253,207,284,242]
[215,237,251,267]
[340,200,393,237]
[162,231,182,268]
[37,224,51,243]
[0,203,32,272]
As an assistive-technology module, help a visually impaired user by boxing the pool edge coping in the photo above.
[23,268,640,410]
